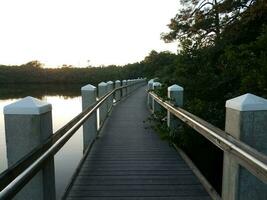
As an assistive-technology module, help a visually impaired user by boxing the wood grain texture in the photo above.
[65,86,211,200]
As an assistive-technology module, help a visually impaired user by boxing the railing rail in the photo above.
[0,80,145,200]
[149,91,267,184]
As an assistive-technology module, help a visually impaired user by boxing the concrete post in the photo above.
[222,93,267,200]
[132,79,135,91]
[115,80,121,102]
[133,79,136,91]
[98,82,108,127]
[81,84,97,151]
[167,84,183,135]
[122,80,127,97]
[152,82,162,113]
[127,80,131,93]
[125,80,128,96]
[133,79,136,90]
[4,96,56,200]
[147,79,154,109]
[107,81,114,112]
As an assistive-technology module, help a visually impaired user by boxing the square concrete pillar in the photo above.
[222,93,267,200]
[98,82,108,128]
[81,84,97,151]
[152,82,162,113]
[122,80,127,97]
[107,81,114,113]
[147,79,154,109]
[115,80,121,102]
[4,96,56,200]
[167,84,183,136]
[126,80,129,94]
[131,79,134,92]
[133,79,137,90]
[127,79,132,93]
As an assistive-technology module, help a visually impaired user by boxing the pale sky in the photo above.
[0,0,179,67]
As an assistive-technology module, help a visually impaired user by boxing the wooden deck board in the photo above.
[64,86,211,200]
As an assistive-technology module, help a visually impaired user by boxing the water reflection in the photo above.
[0,84,84,199]
[0,83,81,100]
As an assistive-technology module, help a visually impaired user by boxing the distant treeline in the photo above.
[0,51,177,84]
[0,61,143,84]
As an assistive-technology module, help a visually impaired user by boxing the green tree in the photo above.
[22,60,44,68]
[162,0,257,50]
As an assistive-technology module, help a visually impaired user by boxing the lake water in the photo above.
[0,84,86,199]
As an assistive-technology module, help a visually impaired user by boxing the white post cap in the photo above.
[81,84,96,91]
[115,80,121,83]
[226,93,267,111]
[168,84,184,92]
[153,82,161,87]
[148,79,154,83]
[98,82,107,86]
[107,81,113,84]
[122,80,126,83]
[4,96,52,115]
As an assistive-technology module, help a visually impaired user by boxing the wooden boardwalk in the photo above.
[65,86,211,200]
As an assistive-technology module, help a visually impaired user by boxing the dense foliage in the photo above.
[151,0,267,194]
[0,61,144,85]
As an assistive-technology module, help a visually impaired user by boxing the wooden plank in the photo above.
[64,86,211,200]
[74,175,200,185]
[80,166,190,171]
[67,197,211,200]
[70,184,206,191]
[67,189,208,197]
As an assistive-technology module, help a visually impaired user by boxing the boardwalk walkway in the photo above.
[65,86,211,200]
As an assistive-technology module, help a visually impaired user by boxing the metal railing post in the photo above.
[222,93,267,200]
[4,97,56,200]
[81,84,97,151]
[167,84,183,136]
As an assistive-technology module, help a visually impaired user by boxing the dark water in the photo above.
[0,84,86,199]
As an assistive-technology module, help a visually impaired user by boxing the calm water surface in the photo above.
[0,84,85,199]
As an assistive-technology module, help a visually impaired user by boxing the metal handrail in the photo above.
[0,80,145,200]
[149,91,267,184]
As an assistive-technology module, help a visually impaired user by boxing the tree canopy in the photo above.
[161,0,261,50]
